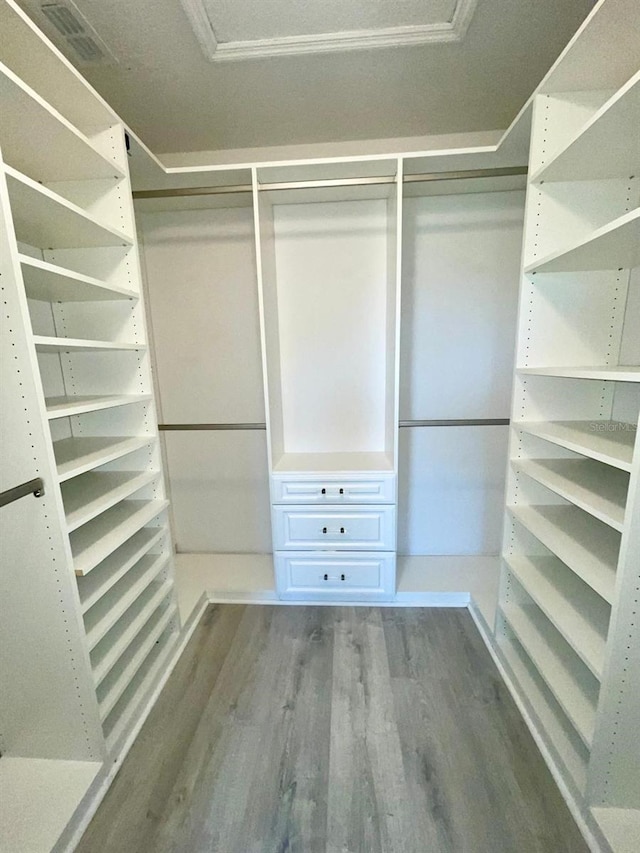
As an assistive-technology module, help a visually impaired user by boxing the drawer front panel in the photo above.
[275,551,395,601]
[271,475,395,504]
[273,505,396,550]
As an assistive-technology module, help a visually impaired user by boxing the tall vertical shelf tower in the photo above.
[496,14,640,847]
[254,162,402,600]
[0,6,179,841]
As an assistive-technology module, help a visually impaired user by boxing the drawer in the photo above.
[272,504,396,551]
[271,474,395,505]
[275,551,395,601]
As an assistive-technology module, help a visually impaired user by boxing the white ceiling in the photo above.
[16,0,595,156]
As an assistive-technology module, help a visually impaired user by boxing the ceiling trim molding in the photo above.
[181,0,478,62]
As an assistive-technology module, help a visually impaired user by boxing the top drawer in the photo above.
[271,474,396,504]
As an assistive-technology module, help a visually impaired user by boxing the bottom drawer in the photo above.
[275,551,395,601]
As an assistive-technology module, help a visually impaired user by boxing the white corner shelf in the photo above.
[54,435,153,482]
[501,602,598,748]
[515,458,629,531]
[45,393,152,420]
[525,208,640,274]
[20,255,137,302]
[504,554,609,680]
[90,579,174,686]
[97,600,176,722]
[62,470,158,532]
[0,63,124,183]
[531,72,640,183]
[70,498,169,576]
[498,630,588,794]
[77,527,165,613]
[84,551,169,650]
[518,421,636,472]
[518,366,640,383]
[5,166,133,249]
[509,504,619,603]
[33,335,144,353]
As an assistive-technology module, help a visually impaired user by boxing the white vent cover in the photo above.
[39,0,118,64]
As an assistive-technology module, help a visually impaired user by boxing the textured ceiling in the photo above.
[15,0,595,156]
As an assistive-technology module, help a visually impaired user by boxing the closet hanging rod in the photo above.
[0,477,45,508]
[132,167,527,200]
[157,419,509,431]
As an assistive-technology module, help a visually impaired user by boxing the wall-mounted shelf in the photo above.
[518,366,640,382]
[54,436,153,482]
[5,167,133,249]
[509,504,619,603]
[515,458,628,531]
[0,64,124,183]
[62,470,158,532]
[525,208,640,274]
[518,421,636,472]
[19,255,137,303]
[45,394,152,420]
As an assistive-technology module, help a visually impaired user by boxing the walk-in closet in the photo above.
[0,0,638,850]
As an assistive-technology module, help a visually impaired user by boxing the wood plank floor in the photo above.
[77,606,589,853]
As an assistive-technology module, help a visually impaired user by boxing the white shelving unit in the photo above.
[0,13,180,848]
[497,8,640,846]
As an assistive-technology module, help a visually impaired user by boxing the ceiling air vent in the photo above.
[39,1,118,64]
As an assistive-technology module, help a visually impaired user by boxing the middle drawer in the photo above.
[272,504,396,551]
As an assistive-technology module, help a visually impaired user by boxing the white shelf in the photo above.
[70,498,169,576]
[62,470,158,532]
[34,335,144,353]
[84,551,169,649]
[532,72,640,183]
[20,255,137,302]
[77,527,165,613]
[525,208,640,274]
[0,63,123,182]
[55,435,153,482]
[516,458,628,531]
[46,393,152,419]
[498,631,588,794]
[104,624,178,752]
[592,807,640,853]
[504,554,608,680]
[97,601,177,721]
[90,579,173,686]
[501,602,598,747]
[518,366,640,382]
[509,504,619,603]
[5,166,133,249]
[272,450,395,473]
[518,421,636,472]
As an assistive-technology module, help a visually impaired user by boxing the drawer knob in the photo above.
[322,527,327,534]
[339,488,344,495]
[341,574,345,581]
[340,527,345,534]
[323,573,328,581]
[321,488,326,494]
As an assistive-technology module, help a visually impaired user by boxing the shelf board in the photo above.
[97,601,177,721]
[71,498,169,576]
[273,450,395,473]
[518,421,636,472]
[509,504,619,603]
[515,458,628,531]
[46,393,151,420]
[498,631,588,794]
[77,527,166,613]
[592,807,640,853]
[33,335,144,353]
[504,554,608,680]
[85,551,169,650]
[62,470,158,532]
[501,603,598,747]
[5,166,133,249]
[20,255,137,302]
[525,208,640,274]
[532,72,640,183]
[104,625,178,752]
[55,435,153,482]
[518,366,640,382]
[0,64,124,182]
[90,579,173,686]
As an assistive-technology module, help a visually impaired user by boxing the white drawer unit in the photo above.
[272,504,396,551]
[271,474,396,504]
[275,552,396,601]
